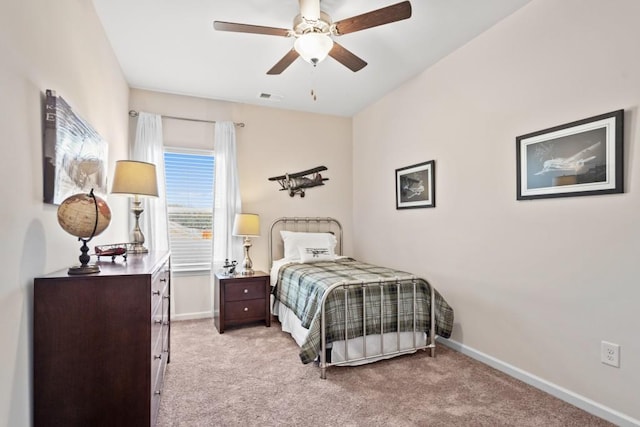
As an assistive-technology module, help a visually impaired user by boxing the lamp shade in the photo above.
[232,213,260,237]
[111,160,159,197]
[294,32,333,65]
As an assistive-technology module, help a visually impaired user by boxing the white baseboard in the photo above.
[172,311,212,321]
[437,337,639,427]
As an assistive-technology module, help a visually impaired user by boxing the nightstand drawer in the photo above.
[214,271,270,333]
[225,280,265,301]
[225,299,266,321]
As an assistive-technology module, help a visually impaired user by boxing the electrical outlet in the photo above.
[601,341,620,368]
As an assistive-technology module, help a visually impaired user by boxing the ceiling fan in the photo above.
[213,0,412,75]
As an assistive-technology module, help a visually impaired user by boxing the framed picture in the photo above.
[395,160,435,209]
[42,89,109,205]
[516,110,623,200]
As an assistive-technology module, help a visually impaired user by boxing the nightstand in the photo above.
[214,271,270,333]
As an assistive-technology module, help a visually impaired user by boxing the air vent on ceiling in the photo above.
[258,92,283,102]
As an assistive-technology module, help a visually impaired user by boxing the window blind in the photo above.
[164,149,215,271]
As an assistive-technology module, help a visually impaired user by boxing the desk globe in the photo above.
[57,189,111,274]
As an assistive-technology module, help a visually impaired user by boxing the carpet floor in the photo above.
[157,319,612,427]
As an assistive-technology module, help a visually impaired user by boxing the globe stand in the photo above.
[68,238,100,275]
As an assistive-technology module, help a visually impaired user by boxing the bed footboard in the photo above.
[319,276,436,379]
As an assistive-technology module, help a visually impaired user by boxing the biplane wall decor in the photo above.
[268,166,329,197]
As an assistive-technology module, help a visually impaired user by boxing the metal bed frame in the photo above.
[270,217,436,379]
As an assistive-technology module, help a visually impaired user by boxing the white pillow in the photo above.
[280,231,337,260]
[298,246,337,263]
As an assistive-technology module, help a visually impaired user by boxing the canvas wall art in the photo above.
[42,89,108,205]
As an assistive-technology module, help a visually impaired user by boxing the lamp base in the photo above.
[240,236,254,275]
[128,243,149,254]
[129,197,148,255]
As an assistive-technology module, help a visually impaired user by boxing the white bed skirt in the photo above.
[272,299,426,366]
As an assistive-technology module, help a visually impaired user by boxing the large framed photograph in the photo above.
[42,89,108,205]
[516,110,623,200]
[396,160,435,209]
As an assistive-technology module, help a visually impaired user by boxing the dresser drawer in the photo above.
[225,299,266,321]
[161,293,170,354]
[151,261,170,313]
[151,308,163,358]
[151,333,164,380]
[225,280,266,301]
[150,353,165,427]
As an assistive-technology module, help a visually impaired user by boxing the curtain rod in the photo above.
[128,110,245,128]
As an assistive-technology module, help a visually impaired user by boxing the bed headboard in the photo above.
[269,217,343,265]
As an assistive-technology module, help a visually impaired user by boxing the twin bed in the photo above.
[268,217,454,378]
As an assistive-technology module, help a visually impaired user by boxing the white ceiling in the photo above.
[92,0,531,117]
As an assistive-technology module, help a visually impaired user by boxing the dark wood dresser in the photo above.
[34,251,171,427]
[214,271,270,333]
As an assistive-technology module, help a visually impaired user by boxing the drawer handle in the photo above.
[163,295,170,300]
[154,319,162,324]
[152,290,161,296]
[243,288,248,294]
[243,307,249,312]
[154,390,162,396]
[154,354,162,360]
[160,278,167,282]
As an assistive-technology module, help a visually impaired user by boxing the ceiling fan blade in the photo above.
[328,42,367,72]
[267,49,300,75]
[333,1,412,36]
[213,21,290,37]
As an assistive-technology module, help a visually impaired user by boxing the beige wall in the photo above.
[353,0,640,423]
[0,1,130,425]
[130,89,353,318]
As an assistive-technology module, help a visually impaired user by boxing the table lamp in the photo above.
[232,213,260,275]
[111,160,159,254]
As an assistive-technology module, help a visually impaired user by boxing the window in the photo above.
[164,148,214,272]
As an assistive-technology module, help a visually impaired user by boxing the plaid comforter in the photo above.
[274,258,454,364]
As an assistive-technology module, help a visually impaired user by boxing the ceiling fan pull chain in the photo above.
[310,67,317,101]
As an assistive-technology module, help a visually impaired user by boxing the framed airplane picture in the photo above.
[516,110,623,200]
[396,160,435,209]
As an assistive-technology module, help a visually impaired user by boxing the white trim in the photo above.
[437,337,640,427]
[173,311,213,321]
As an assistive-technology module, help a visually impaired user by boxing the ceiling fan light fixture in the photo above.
[294,32,333,65]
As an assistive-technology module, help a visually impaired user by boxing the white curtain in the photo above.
[131,112,169,252]
[212,122,242,272]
